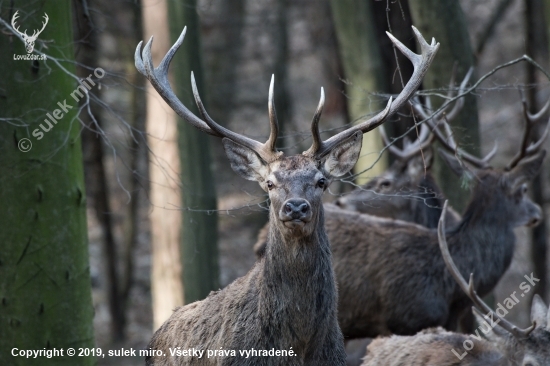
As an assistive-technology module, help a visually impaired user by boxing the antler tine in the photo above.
[135,27,281,163]
[266,75,280,153]
[438,201,536,339]
[11,10,25,35]
[444,67,472,122]
[191,73,282,162]
[506,95,550,170]
[303,88,325,157]
[380,123,434,160]
[304,26,439,160]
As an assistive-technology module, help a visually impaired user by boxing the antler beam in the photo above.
[438,200,536,339]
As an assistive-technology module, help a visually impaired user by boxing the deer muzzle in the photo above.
[526,204,543,227]
[280,198,312,228]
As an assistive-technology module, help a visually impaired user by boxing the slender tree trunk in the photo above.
[330,0,389,183]
[206,0,245,122]
[408,0,480,213]
[142,0,184,329]
[73,0,125,342]
[167,0,220,304]
[273,0,291,150]
[0,2,94,365]
[526,0,548,301]
[121,0,148,326]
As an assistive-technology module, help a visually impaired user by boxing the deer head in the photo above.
[134,26,439,237]
[11,11,49,53]
[334,121,436,218]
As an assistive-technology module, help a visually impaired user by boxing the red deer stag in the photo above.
[135,26,438,365]
[329,99,547,339]
[361,202,550,365]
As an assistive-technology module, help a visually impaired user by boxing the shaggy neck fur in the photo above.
[260,206,338,357]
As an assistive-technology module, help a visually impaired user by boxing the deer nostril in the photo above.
[285,203,293,214]
[300,203,309,213]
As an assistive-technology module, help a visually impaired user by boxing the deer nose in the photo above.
[282,199,310,220]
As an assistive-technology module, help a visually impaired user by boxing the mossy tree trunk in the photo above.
[0,2,94,365]
[527,0,548,301]
[167,0,220,304]
[330,0,389,184]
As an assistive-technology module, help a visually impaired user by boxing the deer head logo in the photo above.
[11,11,49,53]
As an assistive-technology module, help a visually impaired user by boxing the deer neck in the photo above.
[258,206,337,346]
[450,200,516,296]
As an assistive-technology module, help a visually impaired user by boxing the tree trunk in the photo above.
[273,0,292,150]
[408,0,480,213]
[121,0,148,327]
[73,0,125,342]
[330,0,389,183]
[167,0,220,304]
[142,0,184,329]
[0,2,94,365]
[526,0,548,301]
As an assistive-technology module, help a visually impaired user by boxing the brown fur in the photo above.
[362,327,508,365]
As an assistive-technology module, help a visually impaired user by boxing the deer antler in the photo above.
[135,27,293,163]
[438,200,536,339]
[11,11,26,37]
[412,68,498,168]
[379,122,434,161]
[303,26,440,160]
[29,13,48,40]
[505,93,550,170]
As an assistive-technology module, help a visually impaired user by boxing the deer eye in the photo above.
[267,180,274,190]
[380,180,391,188]
[521,184,528,194]
[317,178,327,189]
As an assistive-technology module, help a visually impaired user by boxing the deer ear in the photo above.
[508,150,546,185]
[222,138,269,182]
[322,131,363,178]
[437,148,466,177]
